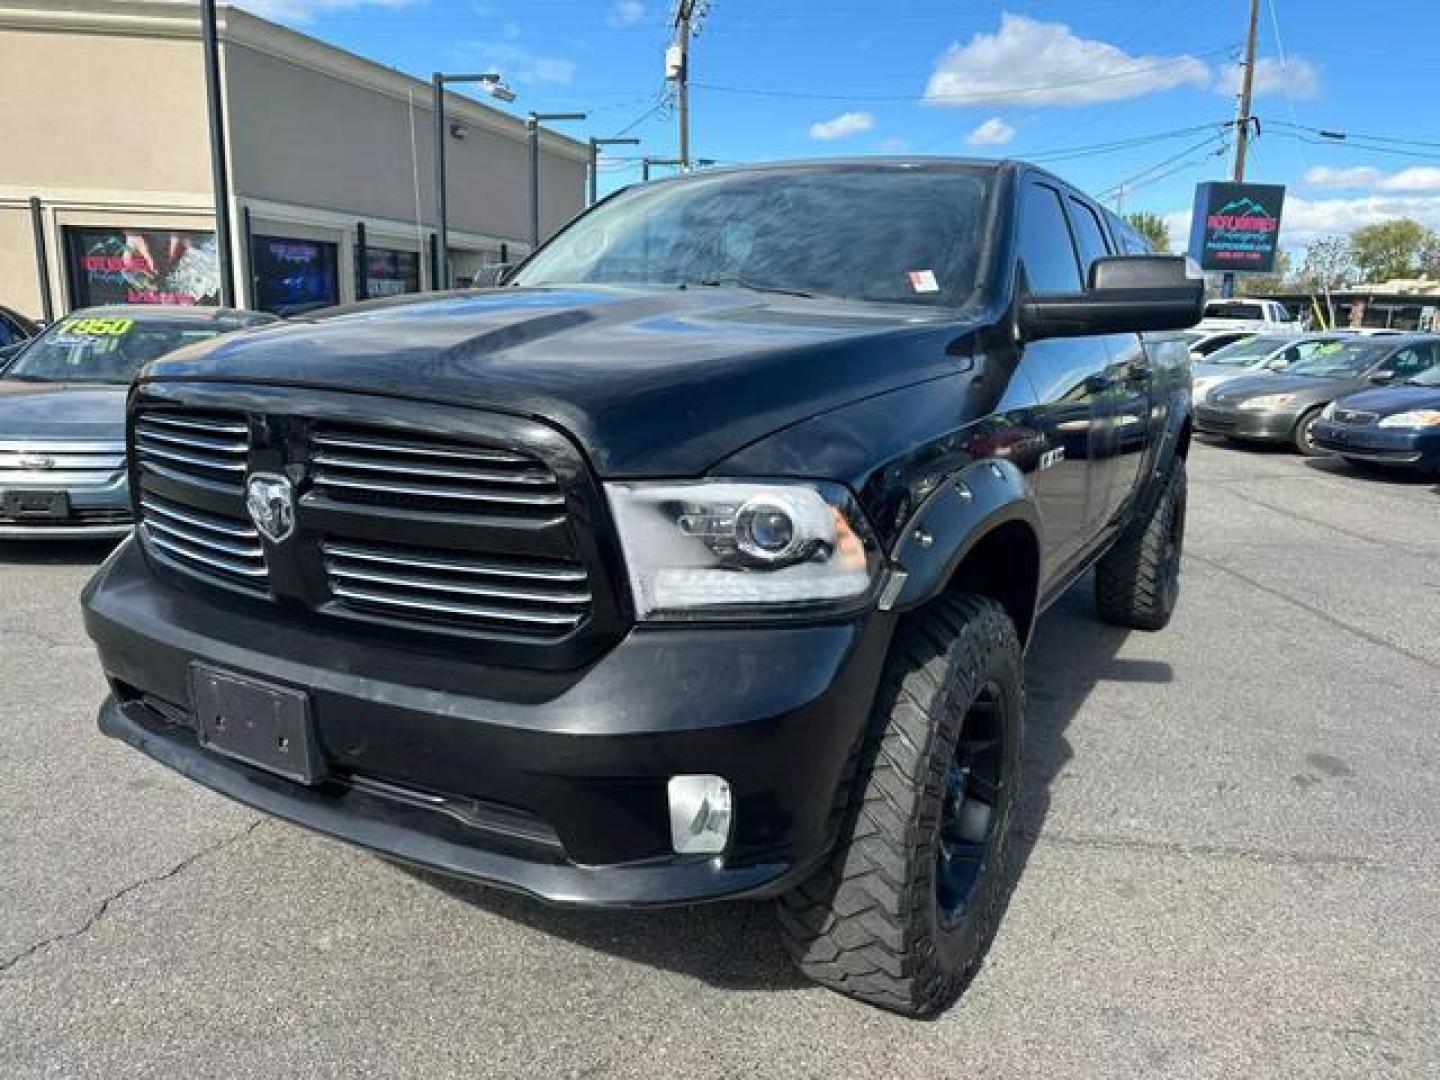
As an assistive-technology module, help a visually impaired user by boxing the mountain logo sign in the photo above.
[1187,182,1286,274]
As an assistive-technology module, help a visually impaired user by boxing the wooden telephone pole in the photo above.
[1223,0,1262,297]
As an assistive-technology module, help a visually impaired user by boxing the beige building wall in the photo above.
[0,205,42,317]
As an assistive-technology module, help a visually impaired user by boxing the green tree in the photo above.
[1236,250,1292,296]
[1124,211,1171,253]
[1349,218,1433,282]
[1298,235,1355,290]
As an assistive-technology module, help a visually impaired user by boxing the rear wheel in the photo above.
[778,594,1023,1017]
[1096,456,1187,632]
[1293,406,1328,456]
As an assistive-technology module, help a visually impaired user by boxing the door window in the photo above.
[1066,197,1112,284]
[1017,183,1082,294]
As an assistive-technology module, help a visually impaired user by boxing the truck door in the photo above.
[1064,195,1149,530]
[1013,179,1110,576]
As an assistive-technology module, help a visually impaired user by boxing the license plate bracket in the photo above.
[2,490,70,520]
[189,665,325,784]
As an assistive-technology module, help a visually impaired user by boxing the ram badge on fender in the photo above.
[81,159,1202,1017]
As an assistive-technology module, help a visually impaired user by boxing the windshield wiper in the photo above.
[688,277,821,300]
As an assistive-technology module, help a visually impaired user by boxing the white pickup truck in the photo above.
[1196,298,1296,332]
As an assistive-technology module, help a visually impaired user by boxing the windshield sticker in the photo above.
[908,270,939,294]
[58,317,134,337]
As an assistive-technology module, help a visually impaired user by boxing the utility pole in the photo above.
[200,0,236,307]
[1223,0,1262,298]
[669,1,707,170]
[588,136,641,205]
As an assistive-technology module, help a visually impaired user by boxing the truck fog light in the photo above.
[667,775,732,855]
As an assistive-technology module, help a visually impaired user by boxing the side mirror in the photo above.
[476,263,514,287]
[1369,369,1397,384]
[1020,255,1204,341]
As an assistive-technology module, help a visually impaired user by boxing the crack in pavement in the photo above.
[1028,829,1409,873]
[1187,551,1440,675]
[0,817,266,976]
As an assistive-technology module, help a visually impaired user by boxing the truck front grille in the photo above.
[311,425,565,519]
[134,412,249,493]
[322,540,591,638]
[139,492,268,595]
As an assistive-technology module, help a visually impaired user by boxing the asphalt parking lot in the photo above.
[1,439,1436,1079]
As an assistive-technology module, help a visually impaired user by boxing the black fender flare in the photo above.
[880,457,1042,616]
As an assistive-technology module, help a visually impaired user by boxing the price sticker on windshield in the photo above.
[58,317,134,337]
[907,270,939,294]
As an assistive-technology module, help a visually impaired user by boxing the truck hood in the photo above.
[142,285,969,475]
[0,380,128,441]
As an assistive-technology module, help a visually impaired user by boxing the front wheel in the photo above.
[778,594,1023,1017]
[1293,406,1328,456]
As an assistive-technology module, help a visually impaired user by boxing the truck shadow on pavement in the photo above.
[406,576,1170,997]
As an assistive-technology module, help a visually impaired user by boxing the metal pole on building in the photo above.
[432,72,514,291]
[27,197,54,324]
[588,136,640,205]
[527,112,587,250]
[355,221,369,301]
[200,0,236,307]
[1222,0,1261,299]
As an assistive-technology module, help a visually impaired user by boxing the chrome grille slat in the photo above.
[146,530,269,580]
[330,583,585,628]
[139,496,259,540]
[323,542,588,583]
[312,432,528,465]
[327,565,591,606]
[313,473,565,506]
[141,505,263,559]
[134,408,249,494]
[311,453,554,485]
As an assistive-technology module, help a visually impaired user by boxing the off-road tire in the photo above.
[777,594,1023,1017]
[1096,455,1187,631]
[1293,406,1327,456]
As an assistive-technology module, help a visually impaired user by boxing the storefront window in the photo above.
[251,235,338,316]
[65,227,219,307]
[358,246,421,298]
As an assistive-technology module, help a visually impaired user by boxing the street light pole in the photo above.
[200,0,235,307]
[432,72,514,291]
[588,136,640,205]
[527,112,587,250]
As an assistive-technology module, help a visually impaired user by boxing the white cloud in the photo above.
[1379,167,1440,192]
[470,43,577,85]
[610,0,645,25]
[238,0,415,22]
[809,110,876,141]
[1164,194,1440,249]
[923,15,1209,108]
[1304,165,1383,188]
[965,117,1015,147]
[501,20,522,40]
[1216,56,1321,99]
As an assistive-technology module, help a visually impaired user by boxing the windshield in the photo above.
[513,165,995,307]
[1207,335,1290,366]
[4,315,233,384]
[1285,341,1391,378]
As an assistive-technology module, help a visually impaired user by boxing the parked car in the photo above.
[1312,361,1440,472]
[81,159,1203,1017]
[0,304,42,370]
[0,305,276,538]
[1196,297,1295,333]
[1195,334,1440,455]
[1191,332,1353,401]
[1181,327,1256,362]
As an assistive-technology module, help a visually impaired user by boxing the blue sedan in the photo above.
[1312,363,1440,473]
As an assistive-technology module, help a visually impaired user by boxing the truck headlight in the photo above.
[1378,409,1440,429]
[1237,393,1297,411]
[606,480,879,619]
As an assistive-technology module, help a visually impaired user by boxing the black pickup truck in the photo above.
[82,160,1200,1016]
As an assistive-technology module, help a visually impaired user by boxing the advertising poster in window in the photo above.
[1187,182,1286,274]
[251,236,339,315]
[65,227,219,307]
[359,247,421,298]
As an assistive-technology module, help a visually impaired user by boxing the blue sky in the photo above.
[244,0,1440,255]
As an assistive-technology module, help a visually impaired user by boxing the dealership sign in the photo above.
[1187,182,1286,274]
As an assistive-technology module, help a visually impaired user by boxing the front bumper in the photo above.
[1193,401,1300,442]
[83,538,893,907]
[1311,420,1440,468]
[0,471,131,539]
